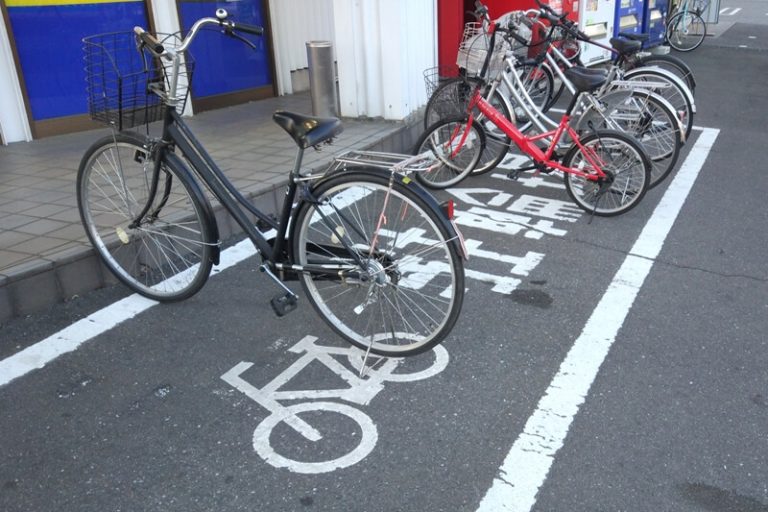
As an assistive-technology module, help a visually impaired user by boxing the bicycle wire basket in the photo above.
[83,32,195,131]
[423,64,464,97]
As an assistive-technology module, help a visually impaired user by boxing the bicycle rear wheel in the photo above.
[563,130,651,216]
[77,132,216,301]
[666,11,707,52]
[291,171,465,357]
[623,67,694,139]
[579,90,682,188]
[413,117,485,189]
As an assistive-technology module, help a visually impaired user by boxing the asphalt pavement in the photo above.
[1,18,768,512]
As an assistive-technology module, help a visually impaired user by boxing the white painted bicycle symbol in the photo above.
[221,335,449,474]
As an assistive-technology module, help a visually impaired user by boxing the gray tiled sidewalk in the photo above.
[0,92,423,322]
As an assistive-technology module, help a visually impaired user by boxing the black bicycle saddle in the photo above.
[610,37,643,55]
[564,67,608,93]
[273,110,344,149]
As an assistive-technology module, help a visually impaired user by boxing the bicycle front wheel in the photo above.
[291,171,465,357]
[666,12,707,52]
[424,78,510,175]
[413,117,485,189]
[563,130,651,216]
[77,132,216,301]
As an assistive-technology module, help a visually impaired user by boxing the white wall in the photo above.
[332,0,436,120]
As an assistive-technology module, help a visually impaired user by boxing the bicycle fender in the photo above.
[309,168,468,260]
[623,67,696,114]
[164,152,221,265]
[638,54,697,92]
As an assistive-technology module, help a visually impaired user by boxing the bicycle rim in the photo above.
[600,93,682,187]
[414,118,484,189]
[668,13,706,52]
[564,132,650,216]
[293,173,464,356]
[77,135,213,300]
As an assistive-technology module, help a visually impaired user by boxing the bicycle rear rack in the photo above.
[331,150,439,174]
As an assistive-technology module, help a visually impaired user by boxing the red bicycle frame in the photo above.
[468,88,607,182]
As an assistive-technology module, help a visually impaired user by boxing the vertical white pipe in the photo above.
[0,16,32,143]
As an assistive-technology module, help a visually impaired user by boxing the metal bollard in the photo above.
[305,41,339,118]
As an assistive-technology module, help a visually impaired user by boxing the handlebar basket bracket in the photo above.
[83,32,194,130]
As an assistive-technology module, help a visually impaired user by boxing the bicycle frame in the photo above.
[140,104,373,281]
[155,107,286,260]
[468,89,607,181]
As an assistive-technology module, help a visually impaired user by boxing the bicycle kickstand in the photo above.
[260,264,299,316]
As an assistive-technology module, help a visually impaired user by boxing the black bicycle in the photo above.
[77,10,466,357]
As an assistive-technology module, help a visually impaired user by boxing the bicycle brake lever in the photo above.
[223,24,257,50]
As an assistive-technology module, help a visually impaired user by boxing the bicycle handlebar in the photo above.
[134,8,263,59]
[528,0,593,42]
[474,0,491,22]
[135,28,164,54]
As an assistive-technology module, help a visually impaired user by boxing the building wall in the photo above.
[0,0,438,144]
[333,0,437,120]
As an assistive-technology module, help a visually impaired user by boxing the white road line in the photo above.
[0,239,258,387]
[476,127,720,512]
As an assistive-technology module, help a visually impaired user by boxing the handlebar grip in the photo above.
[230,21,264,36]
[474,0,489,19]
[134,27,164,55]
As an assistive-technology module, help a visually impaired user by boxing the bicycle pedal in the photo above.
[270,292,298,317]
[507,169,522,181]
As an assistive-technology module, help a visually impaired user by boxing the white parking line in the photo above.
[0,239,258,387]
[476,127,720,512]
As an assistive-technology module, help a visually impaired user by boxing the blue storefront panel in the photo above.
[5,0,149,121]
[177,0,271,100]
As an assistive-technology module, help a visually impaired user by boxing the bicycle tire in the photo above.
[622,67,695,140]
[563,130,651,216]
[291,170,465,357]
[635,53,696,95]
[77,132,216,301]
[666,11,707,52]
[413,117,486,188]
[577,90,682,188]
[424,78,511,175]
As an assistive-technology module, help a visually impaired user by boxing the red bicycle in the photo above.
[414,6,652,217]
